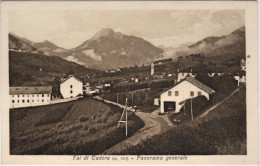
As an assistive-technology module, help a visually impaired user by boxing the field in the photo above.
[10,98,144,155]
[117,86,246,155]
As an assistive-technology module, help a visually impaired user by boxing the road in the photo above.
[93,96,174,155]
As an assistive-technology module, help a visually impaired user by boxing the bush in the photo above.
[79,116,89,122]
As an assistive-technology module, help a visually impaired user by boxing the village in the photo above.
[10,57,246,116]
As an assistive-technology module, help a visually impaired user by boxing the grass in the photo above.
[168,96,213,125]
[117,86,246,155]
[10,98,144,155]
[103,89,161,113]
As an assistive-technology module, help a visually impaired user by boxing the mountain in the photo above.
[176,26,245,58]
[68,28,163,70]
[9,33,38,52]
[9,29,163,70]
[32,40,70,56]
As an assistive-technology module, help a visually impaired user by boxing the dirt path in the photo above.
[93,97,173,155]
[198,87,240,119]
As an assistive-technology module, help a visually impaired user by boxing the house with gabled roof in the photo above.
[10,86,52,108]
[60,75,83,98]
[160,77,215,113]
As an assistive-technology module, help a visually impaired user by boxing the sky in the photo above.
[9,9,245,49]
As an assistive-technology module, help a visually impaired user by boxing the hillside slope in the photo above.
[165,26,245,61]
[118,86,246,155]
[9,51,97,86]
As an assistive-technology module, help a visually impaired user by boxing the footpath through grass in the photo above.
[10,98,144,155]
[118,86,246,155]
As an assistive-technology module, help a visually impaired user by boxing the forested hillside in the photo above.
[9,51,98,86]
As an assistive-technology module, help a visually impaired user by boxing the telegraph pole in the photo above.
[117,92,119,104]
[191,98,194,121]
[118,98,128,138]
[131,93,134,106]
[126,99,128,138]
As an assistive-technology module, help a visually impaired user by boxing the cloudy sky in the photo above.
[9,9,244,49]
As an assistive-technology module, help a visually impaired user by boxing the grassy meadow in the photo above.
[10,98,144,155]
[117,86,246,155]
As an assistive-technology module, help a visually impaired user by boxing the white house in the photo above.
[234,71,246,86]
[241,58,246,71]
[60,76,83,98]
[10,86,52,108]
[160,77,215,113]
[177,72,196,82]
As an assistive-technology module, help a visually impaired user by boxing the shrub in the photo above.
[79,116,89,122]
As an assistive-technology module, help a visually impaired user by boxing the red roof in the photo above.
[10,86,52,95]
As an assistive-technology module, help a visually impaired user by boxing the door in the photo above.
[164,101,176,112]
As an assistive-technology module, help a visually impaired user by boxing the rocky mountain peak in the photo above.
[93,28,115,39]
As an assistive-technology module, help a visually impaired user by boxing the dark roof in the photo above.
[160,77,215,95]
[10,86,52,95]
[207,66,231,73]
[180,66,231,73]
[60,75,82,85]
[186,77,215,94]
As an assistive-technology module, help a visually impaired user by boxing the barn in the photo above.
[60,75,83,98]
[160,77,215,113]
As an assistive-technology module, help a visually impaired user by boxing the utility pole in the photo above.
[117,92,119,104]
[131,93,134,106]
[126,99,128,137]
[118,98,128,138]
[191,98,194,121]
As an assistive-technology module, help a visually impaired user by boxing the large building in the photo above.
[160,77,215,113]
[60,75,83,98]
[10,86,52,108]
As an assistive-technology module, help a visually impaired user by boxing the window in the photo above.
[22,95,24,97]
[70,90,73,94]
[47,100,49,102]
[27,100,29,103]
[37,94,39,97]
[42,94,44,97]
[198,91,201,96]
[42,99,44,102]
[175,91,179,96]
[18,95,19,97]
[22,100,25,103]
[37,99,39,102]
[12,100,15,103]
[32,95,34,97]
[70,85,73,88]
[27,95,29,97]
[12,95,14,97]
[168,91,172,96]
[32,100,34,102]
[190,91,194,97]
[17,100,19,103]
[47,94,49,97]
